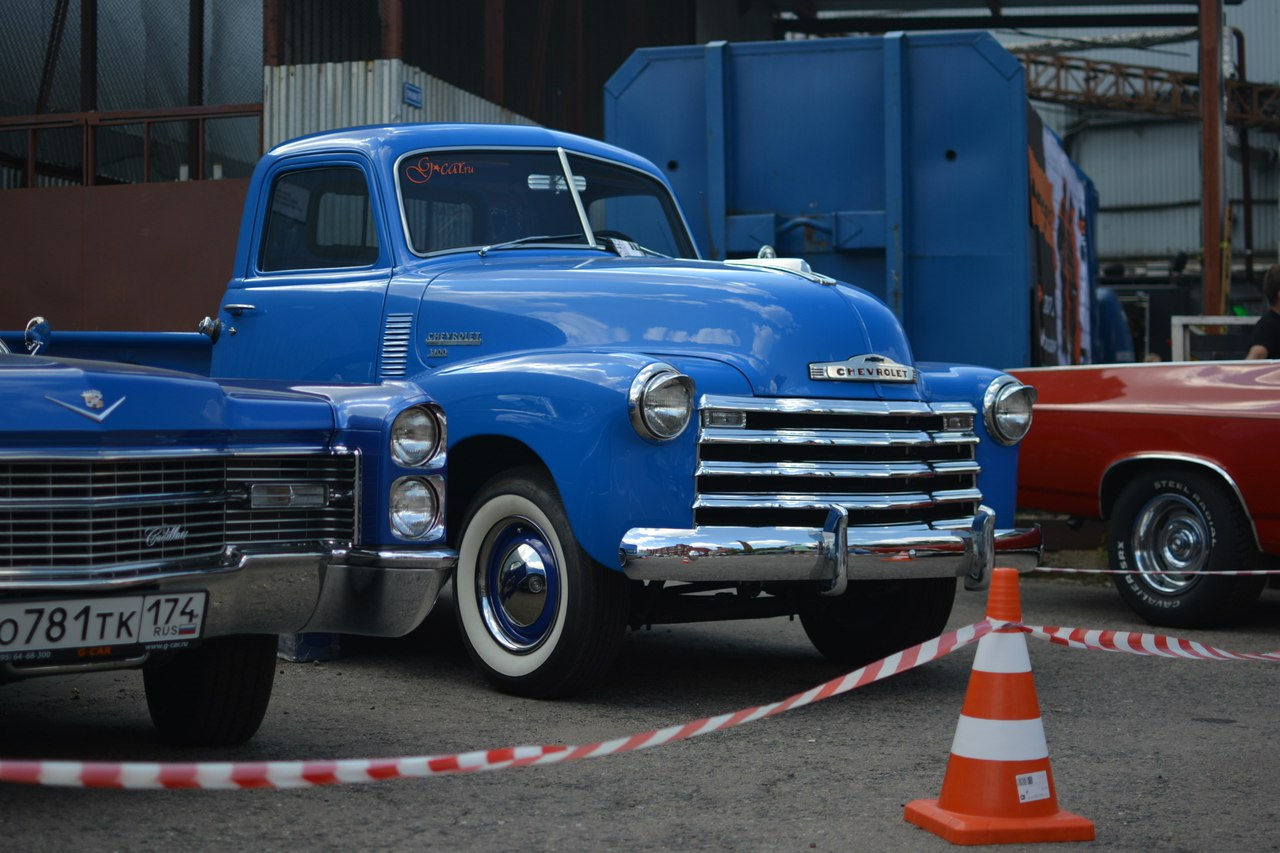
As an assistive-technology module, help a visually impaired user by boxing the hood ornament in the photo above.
[46,391,126,422]
[809,354,916,383]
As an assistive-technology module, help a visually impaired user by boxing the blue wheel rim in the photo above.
[477,517,561,653]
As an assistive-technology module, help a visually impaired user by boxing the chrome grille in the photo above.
[695,395,981,528]
[0,454,357,580]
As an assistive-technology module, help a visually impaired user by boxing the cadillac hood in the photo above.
[0,354,337,451]
[414,256,917,398]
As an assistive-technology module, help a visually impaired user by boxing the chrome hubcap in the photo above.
[1131,494,1209,595]
[477,517,560,653]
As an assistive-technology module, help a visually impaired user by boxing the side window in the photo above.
[260,166,379,272]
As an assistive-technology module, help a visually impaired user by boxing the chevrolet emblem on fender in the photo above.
[809,354,917,383]
[45,391,127,422]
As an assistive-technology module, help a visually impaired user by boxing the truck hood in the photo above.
[416,255,916,398]
[0,354,336,451]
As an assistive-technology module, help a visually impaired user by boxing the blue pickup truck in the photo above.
[0,321,451,743]
[15,124,1040,699]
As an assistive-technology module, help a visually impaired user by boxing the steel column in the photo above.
[1200,0,1226,314]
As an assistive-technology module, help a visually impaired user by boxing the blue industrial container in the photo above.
[605,32,1095,370]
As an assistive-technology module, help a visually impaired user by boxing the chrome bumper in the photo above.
[0,545,458,641]
[620,506,1041,594]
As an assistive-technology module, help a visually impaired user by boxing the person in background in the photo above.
[1246,264,1280,360]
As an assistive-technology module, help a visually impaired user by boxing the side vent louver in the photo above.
[380,313,413,378]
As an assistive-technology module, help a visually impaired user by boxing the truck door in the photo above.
[211,158,392,382]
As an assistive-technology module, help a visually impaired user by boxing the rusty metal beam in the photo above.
[263,0,282,66]
[1019,53,1280,132]
[186,0,205,184]
[484,0,505,104]
[0,104,263,187]
[777,11,1198,37]
[1200,0,1225,315]
[380,0,402,60]
[36,0,70,114]
[80,0,97,112]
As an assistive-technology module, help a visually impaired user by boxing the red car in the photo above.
[1010,360,1280,627]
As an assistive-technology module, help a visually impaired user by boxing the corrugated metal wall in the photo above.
[263,59,537,151]
[1007,2,1280,267]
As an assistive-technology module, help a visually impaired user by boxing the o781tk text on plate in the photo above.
[0,592,207,662]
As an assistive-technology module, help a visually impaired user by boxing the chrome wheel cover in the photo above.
[476,516,561,654]
[1130,493,1209,595]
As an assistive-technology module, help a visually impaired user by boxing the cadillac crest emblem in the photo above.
[45,390,127,422]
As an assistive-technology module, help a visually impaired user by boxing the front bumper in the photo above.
[620,506,1041,594]
[0,545,458,643]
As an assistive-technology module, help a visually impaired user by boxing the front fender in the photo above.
[918,362,1024,525]
[418,352,749,568]
[285,381,446,546]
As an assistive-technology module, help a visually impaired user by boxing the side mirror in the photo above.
[198,316,222,344]
[24,316,50,355]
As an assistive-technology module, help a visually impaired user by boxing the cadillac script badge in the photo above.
[809,354,916,383]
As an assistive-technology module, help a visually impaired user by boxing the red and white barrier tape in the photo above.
[0,621,993,790]
[1019,623,1280,662]
[5,618,1278,790]
[1034,565,1280,577]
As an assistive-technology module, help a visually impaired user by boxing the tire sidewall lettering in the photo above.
[1149,479,1218,548]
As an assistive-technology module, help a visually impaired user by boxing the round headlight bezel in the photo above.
[629,363,695,442]
[983,376,1037,445]
[389,476,441,540]
[390,405,442,467]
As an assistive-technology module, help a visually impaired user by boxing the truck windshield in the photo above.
[397,148,696,259]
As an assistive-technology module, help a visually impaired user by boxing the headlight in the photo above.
[629,363,695,442]
[390,405,441,466]
[389,476,440,539]
[983,377,1037,445]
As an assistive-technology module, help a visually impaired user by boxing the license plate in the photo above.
[0,592,207,660]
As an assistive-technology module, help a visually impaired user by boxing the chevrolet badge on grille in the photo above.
[809,354,916,383]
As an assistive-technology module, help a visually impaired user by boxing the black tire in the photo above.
[454,467,630,698]
[1109,469,1265,628]
[143,634,276,746]
[799,578,956,667]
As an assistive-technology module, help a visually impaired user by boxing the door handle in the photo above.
[223,304,256,317]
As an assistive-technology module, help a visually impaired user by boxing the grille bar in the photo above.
[701,427,977,448]
[695,488,984,512]
[0,492,233,510]
[697,459,981,479]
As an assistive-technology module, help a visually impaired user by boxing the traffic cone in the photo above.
[904,567,1094,844]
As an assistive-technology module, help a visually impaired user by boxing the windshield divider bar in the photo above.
[558,146,597,248]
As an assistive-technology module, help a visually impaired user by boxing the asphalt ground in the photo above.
[1,565,1278,852]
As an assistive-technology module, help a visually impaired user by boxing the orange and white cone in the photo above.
[904,567,1094,845]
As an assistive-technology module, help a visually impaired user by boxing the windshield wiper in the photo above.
[477,233,591,257]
